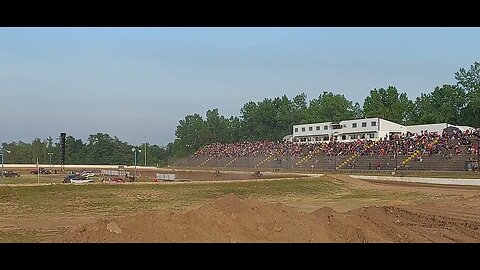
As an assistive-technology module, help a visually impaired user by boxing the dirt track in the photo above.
[3,172,480,242]
[58,174,480,243]
[6,167,304,182]
[59,193,480,243]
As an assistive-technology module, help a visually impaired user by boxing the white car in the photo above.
[71,179,95,184]
[81,171,95,178]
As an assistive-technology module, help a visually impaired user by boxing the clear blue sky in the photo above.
[1,27,479,146]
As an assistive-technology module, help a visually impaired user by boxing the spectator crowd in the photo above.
[193,129,480,162]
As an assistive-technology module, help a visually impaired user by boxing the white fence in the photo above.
[156,173,176,181]
[349,175,480,187]
[101,170,129,177]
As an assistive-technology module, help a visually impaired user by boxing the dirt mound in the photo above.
[58,194,480,243]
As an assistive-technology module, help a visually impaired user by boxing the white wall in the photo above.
[350,175,480,187]
[293,118,385,142]
[293,122,331,137]
[377,119,406,139]
[341,118,379,134]
[379,119,405,132]
[406,123,448,134]
[292,118,476,144]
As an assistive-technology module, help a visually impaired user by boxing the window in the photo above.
[352,123,357,128]
[324,125,328,130]
[323,137,329,141]
[371,121,376,126]
[362,122,367,127]
[294,128,298,132]
[316,126,320,131]
[351,135,357,139]
[369,133,375,139]
[341,135,346,140]
[361,134,366,139]
[302,127,305,132]
[315,137,321,141]
[307,137,312,141]
[332,124,342,130]
[343,124,347,128]
[309,127,313,131]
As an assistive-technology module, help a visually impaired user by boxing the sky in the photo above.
[0,27,479,146]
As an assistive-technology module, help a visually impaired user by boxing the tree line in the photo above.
[2,61,479,163]
[1,133,172,166]
[172,61,480,157]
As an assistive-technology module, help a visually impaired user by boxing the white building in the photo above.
[405,123,474,134]
[406,123,449,134]
[289,117,474,143]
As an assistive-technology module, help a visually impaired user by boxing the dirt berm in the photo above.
[58,194,480,243]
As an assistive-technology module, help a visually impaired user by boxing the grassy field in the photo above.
[0,174,460,242]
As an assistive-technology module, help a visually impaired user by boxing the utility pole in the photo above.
[1,149,11,179]
[132,147,141,181]
[36,157,39,184]
[144,140,147,167]
[48,152,53,169]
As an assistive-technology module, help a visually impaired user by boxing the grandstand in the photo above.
[174,118,479,172]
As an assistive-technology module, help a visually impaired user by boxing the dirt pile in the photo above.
[58,194,480,243]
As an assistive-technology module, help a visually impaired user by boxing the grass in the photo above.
[0,175,455,242]
[0,177,345,216]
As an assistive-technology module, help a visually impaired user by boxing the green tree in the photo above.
[363,86,414,125]
[455,61,480,127]
[239,101,259,141]
[292,93,308,123]
[240,94,307,141]
[273,95,298,140]
[412,85,466,125]
[205,108,230,144]
[31,138,47,164]
[174,114,208,156]
[226,116,242,143]
[64,136,85,164]
[305,92,360,123]
[145,144,170,167]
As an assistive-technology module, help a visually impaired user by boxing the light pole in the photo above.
[132,147,141,181]
[1,149,11,179]
[185,144,190,166]
[48,152,53,169]
[36,157,39,184]
[144,141,148,167]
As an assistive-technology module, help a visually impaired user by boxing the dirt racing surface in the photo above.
[59,193,480,243]
[139,170,303,181]
[4,167,302,182]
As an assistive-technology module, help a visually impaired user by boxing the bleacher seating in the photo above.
[175,128,480,172]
